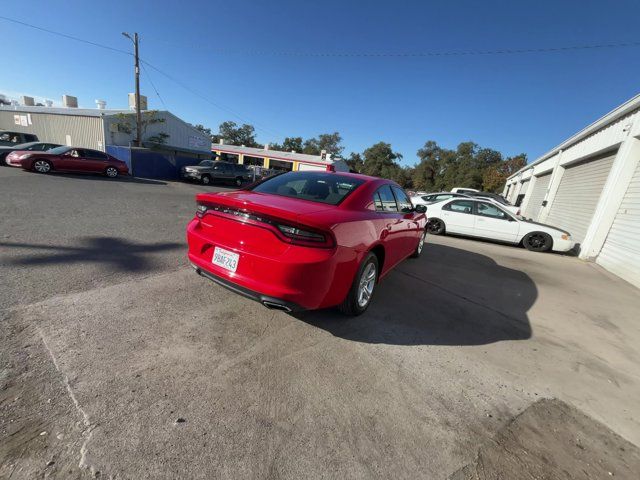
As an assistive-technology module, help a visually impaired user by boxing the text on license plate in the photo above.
[212,246,239,273]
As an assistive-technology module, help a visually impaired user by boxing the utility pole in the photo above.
[123,32,142,147]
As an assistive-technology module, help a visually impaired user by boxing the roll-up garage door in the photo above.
[545,154,615,244]
[596,159,640,288]
[514,179,530,207]
[523,173,551,220]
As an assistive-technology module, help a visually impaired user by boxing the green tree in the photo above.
[482,154,527,192]
[362,142,404,184]
[114,111,169,145]
[271,136,303,152]
[345,152,364,172]
[212,121,259,147]
[193,124,213,140]
[302,132,344,156]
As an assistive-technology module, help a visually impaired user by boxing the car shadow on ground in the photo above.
[294,242,536,346]
[26,171,168,185]
[0,236,182,273]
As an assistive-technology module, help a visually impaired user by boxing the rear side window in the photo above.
[391,186,412,213]
[251,171,364,205]
[84,150,108,160]
[374,185,399,212]
[444,200,474,214]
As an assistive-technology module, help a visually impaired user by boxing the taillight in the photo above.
[196,204,207,218]
[276,224,332,247]
[195,202,335,248]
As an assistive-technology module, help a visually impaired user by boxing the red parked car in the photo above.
[187,171,427,315]
[16,146,129,178]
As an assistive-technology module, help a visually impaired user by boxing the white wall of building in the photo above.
[504,94,640,288]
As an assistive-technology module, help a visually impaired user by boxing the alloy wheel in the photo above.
[417,231,426,253]
[106,167,118,178]
[34,160,50,173]
[527,234,546,250]
[357,262,377,308]
[427,219,443,234]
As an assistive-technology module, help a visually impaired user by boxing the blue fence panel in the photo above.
[105,146,205,179]
[106,146,132,170]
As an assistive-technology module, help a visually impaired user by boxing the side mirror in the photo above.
[414,204,427,213]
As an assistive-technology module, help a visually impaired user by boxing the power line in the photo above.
[0,15,131,56]
[140,61,167,108]
[140,60,281,137]
[0,15,277,135]
[155,40,640,58]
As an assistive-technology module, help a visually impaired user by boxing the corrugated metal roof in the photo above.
[0,105,149,117]
[212,143,335,165]
[507,92,640,181]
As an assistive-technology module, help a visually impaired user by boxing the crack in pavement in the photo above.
[37,328,97,475]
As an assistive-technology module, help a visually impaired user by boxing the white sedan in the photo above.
[412,192,521,216]
[425,198,575,253]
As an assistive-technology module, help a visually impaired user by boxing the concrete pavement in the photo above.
[1,166,640,479]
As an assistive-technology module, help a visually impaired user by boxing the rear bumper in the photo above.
[187,218,357,310]
[190,263,303,312]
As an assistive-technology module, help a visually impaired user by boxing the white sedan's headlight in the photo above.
[561,234,571,240]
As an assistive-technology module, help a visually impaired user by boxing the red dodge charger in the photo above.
[187,171,427,315]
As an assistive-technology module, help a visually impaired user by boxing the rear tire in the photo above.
[201,174,211,185]
[523,231,552,252]
[426,218,445,235]
[33,160,51,174]
[339,252,379,316]
[410,229,427,258]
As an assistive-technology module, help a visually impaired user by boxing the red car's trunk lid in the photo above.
[196,190,334,224]
[195,191,336,254]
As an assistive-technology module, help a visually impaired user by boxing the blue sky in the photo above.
[1,0,639,165]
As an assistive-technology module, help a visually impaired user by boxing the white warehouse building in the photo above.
[504,93,640,288]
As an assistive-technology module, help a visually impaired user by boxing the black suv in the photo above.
[181,160,253,186]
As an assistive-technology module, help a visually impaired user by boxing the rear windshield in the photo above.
[250,171,364,205]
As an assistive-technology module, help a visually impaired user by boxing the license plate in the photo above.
[212,246,239,273]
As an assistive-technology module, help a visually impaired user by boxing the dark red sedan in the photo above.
[187,171,427,315]
[17,146,129,178]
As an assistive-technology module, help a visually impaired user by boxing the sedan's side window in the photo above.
[476,202,509,220]
[391,186,413,213]
[444,200,474,214]
[374,185,399,212]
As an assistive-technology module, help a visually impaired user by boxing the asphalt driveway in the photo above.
[1,166,640,479]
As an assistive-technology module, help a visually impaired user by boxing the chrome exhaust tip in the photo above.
[262,301,292,313]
